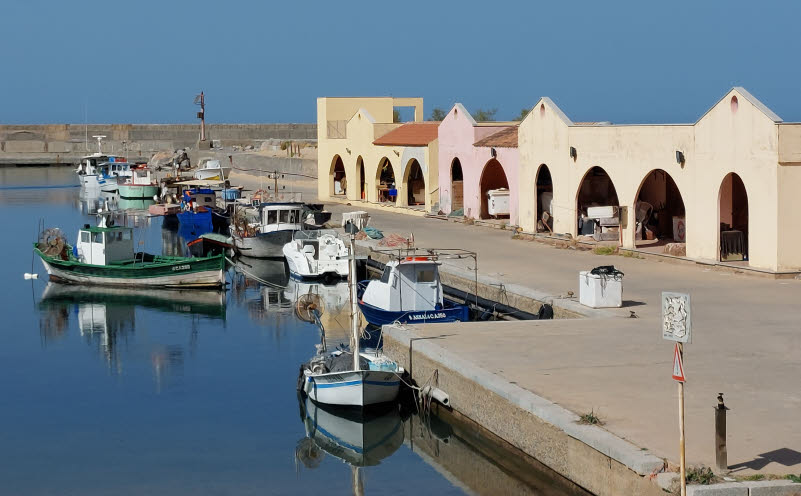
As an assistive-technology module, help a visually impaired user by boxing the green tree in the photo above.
[429,107,447,121]
[516,107,531,121]
[473,107,497,122]
[393,109,401,123]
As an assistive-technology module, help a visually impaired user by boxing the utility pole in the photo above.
[194,92,206,142]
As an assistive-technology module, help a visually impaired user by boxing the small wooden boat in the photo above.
[34,214,225,288]
[357,255,469,326]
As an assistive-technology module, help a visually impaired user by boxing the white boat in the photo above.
[298,234,402,408]
[76,155,132,191]
[193,159,231,181]
[230,202,305,258]
[283,229,349,280]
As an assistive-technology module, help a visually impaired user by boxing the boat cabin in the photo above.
[76,224,134,265]
[128,167,154,186]
[183,188,217,210]
[99,160,131,179]
[362,258,443,312]
[259,203,305,233]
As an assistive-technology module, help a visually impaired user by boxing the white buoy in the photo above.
[23,273,38,280]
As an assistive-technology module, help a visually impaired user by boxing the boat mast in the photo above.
[349,233,360,371]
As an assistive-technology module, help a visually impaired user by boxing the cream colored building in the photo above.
[317,97,439,212]
[518,87,801,272]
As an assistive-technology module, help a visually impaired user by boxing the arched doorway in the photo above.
[535,164,553,232]
[330,155,346,197]
[634,169,686,248]
[451,158,464,211]
[404,159,425,208]
[376,157,397,204]
[479,158,509,219]
[576,166,619,239]
[718,173,749,262]
[357,156,365,200]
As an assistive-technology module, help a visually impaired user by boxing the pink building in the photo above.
[437,104,520,224]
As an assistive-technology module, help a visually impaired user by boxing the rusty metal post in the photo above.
[715,393,728,473]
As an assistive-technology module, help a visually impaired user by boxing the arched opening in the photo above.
[535,164,553,232]
[357,156,365,200]
[718,173,749,262]
[479,159,509,219]
[376,157,397,204]
[404,159,425,208]
[330,155,346,197]
[634,169,686,250]
[576,166,619,240]
[451,158,464,211]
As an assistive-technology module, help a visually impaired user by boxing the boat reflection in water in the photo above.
[296,394,404,493]
[37,283,226,376]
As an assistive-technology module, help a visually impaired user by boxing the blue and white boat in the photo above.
[357,256,469,326]
[76,154,132,192]
[176,188,215,234]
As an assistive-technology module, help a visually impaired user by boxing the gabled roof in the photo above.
[474,126,518,148]
[696,87,782,124]
[373,122,439,146]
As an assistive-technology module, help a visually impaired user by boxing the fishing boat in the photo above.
[33,213,226,288]
[76,155,132,191]
[358,253,470,326]
[230,202,305,258]
[282,229,349,280]
[118,167,159,199]
[176,188,215,234]
[297,234,402,408]
[193,159,231,181]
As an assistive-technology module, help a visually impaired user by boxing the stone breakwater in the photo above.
[0,123,316,165]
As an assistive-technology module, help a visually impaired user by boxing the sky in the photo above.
[2,0,800,125]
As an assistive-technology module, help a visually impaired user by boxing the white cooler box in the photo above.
[487,188,510,217]
[579,270,623,308]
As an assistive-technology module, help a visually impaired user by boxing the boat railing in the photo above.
[291,229,339,242]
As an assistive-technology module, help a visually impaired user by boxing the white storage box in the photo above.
[587,206,618,219]
[487,188,510,217]
[341,211,370,230]
[579,270,623,308]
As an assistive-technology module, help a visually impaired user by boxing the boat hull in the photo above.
[303,369,400,407]
[231,230,294,258]
[118,184,159,199]
[177,209,213,233]
[194,167,231,181]
[36,251,226,288]
[357,299,470,326]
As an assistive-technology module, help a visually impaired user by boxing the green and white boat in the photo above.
[34,215,226,289]
[117,167,159,199]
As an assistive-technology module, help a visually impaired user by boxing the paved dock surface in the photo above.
[234,174,801,474]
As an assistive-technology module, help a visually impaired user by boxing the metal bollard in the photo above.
[715,393,729,473]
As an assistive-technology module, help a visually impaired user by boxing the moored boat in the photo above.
[118,167,159,199]
[33,214,225,288]
[358,254,469,326]
[193,159,231,181]
[283,229,349,280]
[230,202,305,258]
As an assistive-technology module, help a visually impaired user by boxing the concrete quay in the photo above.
[230,176,801,493]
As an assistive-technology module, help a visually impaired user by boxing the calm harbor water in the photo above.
[0,167,588,496]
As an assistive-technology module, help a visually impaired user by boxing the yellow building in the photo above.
[518,87,801,272]
[317,97,439,212]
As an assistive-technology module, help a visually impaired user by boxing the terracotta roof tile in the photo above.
[473,126,518,148]
[373,122,439,146]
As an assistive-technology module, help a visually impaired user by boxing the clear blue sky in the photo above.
[2,0,800,124]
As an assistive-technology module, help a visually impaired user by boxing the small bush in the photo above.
[787,474,801,483]
[578,410,602,425]
[685,466,718,485]
[743,474,765,481]
[593,245,617,256]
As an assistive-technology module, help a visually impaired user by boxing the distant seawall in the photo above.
[0,123,316,165]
